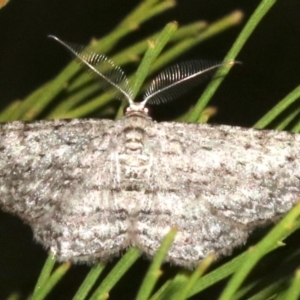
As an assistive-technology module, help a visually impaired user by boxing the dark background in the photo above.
[0,0,300,299]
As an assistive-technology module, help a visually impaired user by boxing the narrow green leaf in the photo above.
[73,263,106,300]
[281,269,300,300]
[116,21,178,118]
[89,248,140,300]
[219,202,300,300]
[31,262,71,300]
[31,255,56,297]
[135,228,177,300]
[187,0,278,122]
[245,279,286,300]
[254,85,300,129]
[149,273,188,300]
[173,254,215,300]
[131,21,178,98]
[150,11,243,75]
[292,118,300,133]
[275,107,300,131]
[0,100,22,122]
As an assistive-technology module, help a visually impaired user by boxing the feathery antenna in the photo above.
[141,60,237,106]
[48,35,134,105]
[49,35,239,113]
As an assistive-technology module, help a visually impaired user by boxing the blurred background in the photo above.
[0,0,300,299]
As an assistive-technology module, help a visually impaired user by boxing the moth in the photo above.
[0,36,299,268]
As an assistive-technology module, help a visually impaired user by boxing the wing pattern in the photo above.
[0,115,299,267]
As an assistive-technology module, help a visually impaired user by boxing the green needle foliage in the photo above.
[2,0,300,299]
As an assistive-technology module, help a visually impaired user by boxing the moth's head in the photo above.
[125,101,149,117]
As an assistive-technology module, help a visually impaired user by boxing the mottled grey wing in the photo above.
[1,116,299,268]
[0,119,127,262]
[134,122,300,268]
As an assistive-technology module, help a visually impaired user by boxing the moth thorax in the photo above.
[124,128,145,153]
